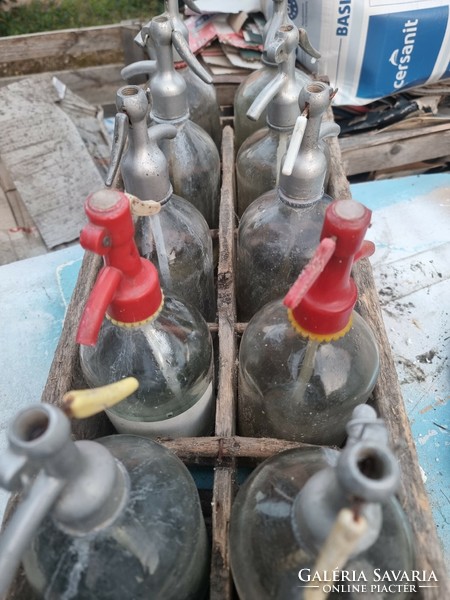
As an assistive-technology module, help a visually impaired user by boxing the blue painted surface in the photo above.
[352,172,450,558]
[0,244,83,518]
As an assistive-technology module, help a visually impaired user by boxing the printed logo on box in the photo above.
[356,7,449,99]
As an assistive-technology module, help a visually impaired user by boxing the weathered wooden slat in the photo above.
[161,436,318,463]
[339,122,450,176]
[210,468,235,600]
[215,126,237,438]
[210,125,237,599]
[0,24,140,77]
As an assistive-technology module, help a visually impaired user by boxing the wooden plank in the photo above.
[339,123,450,176]
[210,125,237,600]
[210,468,234,600]
[0,64,124,109]
[213,75,245,107]
[0,24,138,77]
[0,157,47,263]
[215,126,237,438]
[0,76,105,249]
[161,436,318,463]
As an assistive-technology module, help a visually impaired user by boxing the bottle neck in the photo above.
[291,466,382,557]
[152,43,189,119]
[301,111,323,154]
[54,441,130,535]
[278,189,328,208]
[267,50,299,129]
[128,117,151,150]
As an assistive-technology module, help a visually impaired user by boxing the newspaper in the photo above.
[261,0,450,105]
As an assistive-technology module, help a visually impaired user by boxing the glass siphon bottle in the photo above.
[233,0,318,150]
[236,23,299,215]
[230,404,415,600]
[122,0,222,149]
[238,199,380,445]
[145,14,221,228]
[236,80,339,321]
[106,84,216,322]
[0,381,209,600]
[77,189,215,438]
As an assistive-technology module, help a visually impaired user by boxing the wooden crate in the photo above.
[0,21,447,593]
[3,122,448,600]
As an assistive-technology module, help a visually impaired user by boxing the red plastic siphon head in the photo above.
[284,199,375,339]
[76,189,162,346]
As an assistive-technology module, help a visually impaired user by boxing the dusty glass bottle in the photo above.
[238,199,379,445]
[122,0,222,148]
[132,14,220,228]
[105,85,216,322]
[236,23,299,214]
[77,189,215,438]
[230,405,415,600]
[0,388,209,599]
[233,0,318,150]
[236,81,338,321]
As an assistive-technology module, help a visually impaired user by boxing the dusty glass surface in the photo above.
[151,116,221,228]
[23,435,209,600]
[236,128,292,216]
[238,302,379,445]
[134,194,216,322]
[181,66,222,150]
[236,191,331,321]
[230,447,414,600]
[80,296,214,433]
[234,67,310,150]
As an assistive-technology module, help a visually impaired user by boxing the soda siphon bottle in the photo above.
[123,14,221,228]
[238,199,379,445]
[105,84,216,322]
[230,404,415,600]
[233,0,319,150]
[0,380,209,600]
[236,80,339,321]
[77,189,215,438]
[236,23,303,215]
[122,0,222,149]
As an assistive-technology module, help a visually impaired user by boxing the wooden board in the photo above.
[339,122,450,176]
[0,23,141,77]
[0,75,109,257]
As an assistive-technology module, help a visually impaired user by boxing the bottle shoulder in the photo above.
[25,435,208,600]
[230,447,414,600]
[239,192,330,233]
[150,196,212,238]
